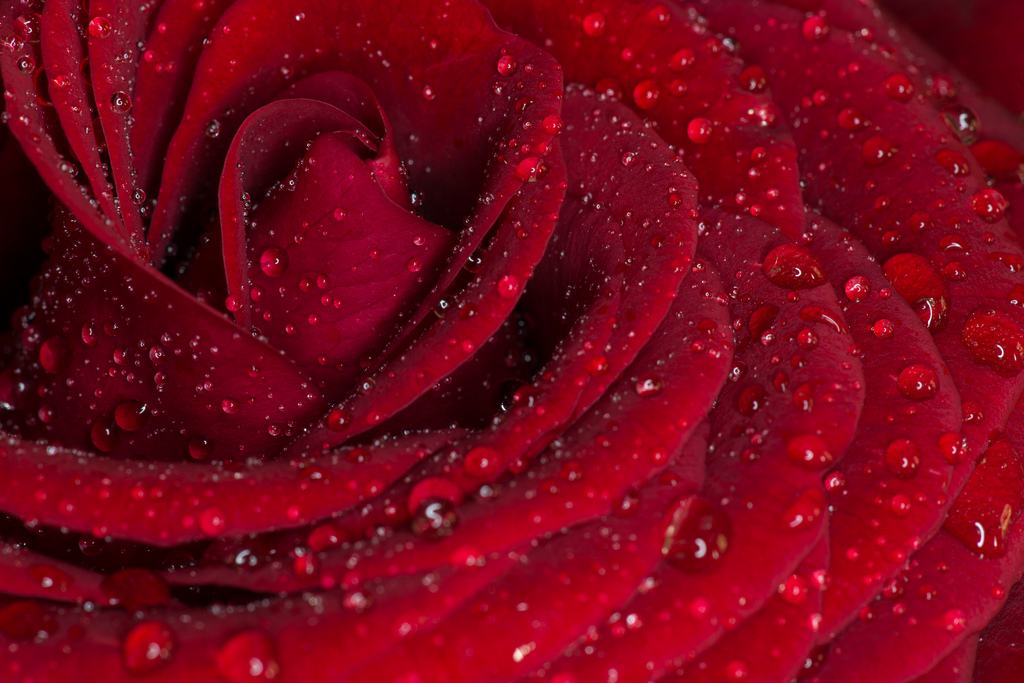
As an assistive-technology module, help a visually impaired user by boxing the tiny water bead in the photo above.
[970,188,1009,223]
[686,117,713,144]
[635,373,665,397]
[411,498,458,539]
[662,494,731,573]
[884,73,914,102]
[939,104,980,146]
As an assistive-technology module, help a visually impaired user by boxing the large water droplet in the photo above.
[259,246,289,278]
[896,363,939,401]
[216,630,280,682]
[762,244,827,289]
[122,621,176,674]
[962,308,1024,377]
[882,253,950,333]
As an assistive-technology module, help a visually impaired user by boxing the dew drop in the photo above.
[581,12,606,37]
[199,507,227,536]
[884,73,914,102]
[633,79,661,110]
[109,91,132,114]
[90,417,120,452]
[939,104,979,145]
[896,364,939,401]
[635,373,664,397]
[844,276,870,301]
[661,494,731,572]
[884,439,921,479]
[259,246,289,277]
[762,244,827,289]
[961,308,1024,377]
[215,630,280,683]
[496,55,518,76]
[88,16,112,38]
[496,274,520,298]
[188,436,212,460]
[801,15,830,42]
[39,335,72,373]
[686,117,713,144]
[970,188,1008,223]
[114,400,148,432]
[411,499,458,540]
[122,621,175,675]
[786,434,834,469]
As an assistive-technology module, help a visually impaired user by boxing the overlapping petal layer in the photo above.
[0,0,1023,681]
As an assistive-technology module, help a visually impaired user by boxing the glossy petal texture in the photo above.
[1,0,1024,681]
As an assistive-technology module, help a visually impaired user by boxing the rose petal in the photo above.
[485,0,806,239]
[1,209,326,462]
[0,0,134,257]
[701,0,1024,485]
[817,402,1024,682]
[0,428,466,546]
[39,0,122,225]
[239,129,454,396]
[974,574,1024,682]
[85,0,151,247]
[542,211,865,682]
[0,541,111,605]
[803,215,963,640]
[671,537,828,683]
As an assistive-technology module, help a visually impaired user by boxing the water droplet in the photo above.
[737,385,766,416]
[970,188,1008,223]
[514,156,544,182]
[114,400,148,432]
[13,13,41,43]
[406,256,422,273]
[204,119,221,139]
[787,434,834,469]
[542,114,563,135]
[464,446,501,478]
[259,246,289,277]
[801,15,830,43]
[884,73,914,102]
[216,630,280,683]
[199,507,227,536]
[837,107,869,131]
[844,276,870,301]
[496,54,518,76]
[91,417,120,452]
[739,65,766,92]
[662,494,731,572]
[411,499,458,539]
[762,244,827,289]
[581,12,606,37]
[686,117,713,144]
[122,621,175,675]
[896,364,939,401]
[962,308,1024,377]
[497,274,520,298]
[39,335,72,373]
[332,207,347,221]
[633,79,661,110]
[940,104,979,145]
[862,135,895,167]
[635,373,664,397]
[109,91,132,114]
[884,439,921,479]
[88,16,112,38]
[936,148,970,176]
[882,253,950,333]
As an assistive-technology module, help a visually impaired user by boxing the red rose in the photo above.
[0,0,1023,680]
